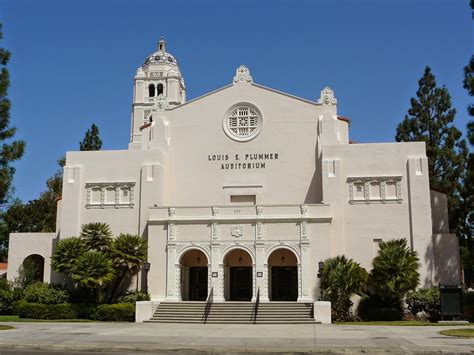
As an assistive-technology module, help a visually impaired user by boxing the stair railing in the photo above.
[252,287,260,324]
[202,287,213,323]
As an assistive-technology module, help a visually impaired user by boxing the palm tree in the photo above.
[369,238,420,305]
[321,255,368,321]
[80,222,113,252]
[108,234,147,302]
[71,250,115,302]
[51,237,85,276]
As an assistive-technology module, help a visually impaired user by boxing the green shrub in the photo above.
[358,294,404,321]
[92,303,135,322]
[116,290,150,304]
[405,288,440,321]
[321,256,368,321]
[24,282,69,305]
[464,291,474,322]
[0,280,13,315]
[17,301,78,320]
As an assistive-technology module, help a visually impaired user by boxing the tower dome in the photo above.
[142,37,180,68]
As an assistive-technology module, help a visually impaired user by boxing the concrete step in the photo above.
[150,301,315,324]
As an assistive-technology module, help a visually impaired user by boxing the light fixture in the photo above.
[197,252,201,264]
[281,250,285,264]
[238,250,243,264]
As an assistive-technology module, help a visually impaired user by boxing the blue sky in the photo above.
[1,0,473,203]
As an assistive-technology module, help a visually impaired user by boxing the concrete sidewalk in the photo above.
[0,322,472,354]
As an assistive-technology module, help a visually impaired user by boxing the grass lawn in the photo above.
[0,325,15,330]
[439,328,474,338]
[0,315,95,323]
[335,320,474,326]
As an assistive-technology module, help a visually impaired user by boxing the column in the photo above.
[255,240,268,302]
[299,212,313,302]
[211,228,224,302]
[165,223,180,301]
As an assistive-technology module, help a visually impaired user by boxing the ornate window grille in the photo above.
[224,104,262,141]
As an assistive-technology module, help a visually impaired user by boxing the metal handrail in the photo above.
[252,287,260,324]
[202,287,213,323]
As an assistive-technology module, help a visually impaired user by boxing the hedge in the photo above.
[92,303,135,322]
[17,301,135,321]
[17,301,79,320]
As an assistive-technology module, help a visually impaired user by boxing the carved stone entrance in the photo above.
[268,248,298,301]
[180,249,209,301]
[223,248,253,301]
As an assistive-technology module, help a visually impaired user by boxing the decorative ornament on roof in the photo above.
[233,65,253,84]
[318,87,337,105]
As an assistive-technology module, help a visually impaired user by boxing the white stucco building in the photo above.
[8,38,460,316]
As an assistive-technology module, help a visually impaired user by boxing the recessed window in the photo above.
[230,195,256,205]
[354,183,364,200]
[157,83,164,96]
[91,188,101,204]
[105,188,116,204]
[370,182,381,199]
[120,188,131,204]
[148,84,155,97]
[86,182,135,209]
[386,181,397,198]
[348,177,402,204]
[223,104,262,142]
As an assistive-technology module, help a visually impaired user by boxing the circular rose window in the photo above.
[223,104,262,142]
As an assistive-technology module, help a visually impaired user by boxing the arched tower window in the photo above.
[148,84,156,97]
[157,83,164,96]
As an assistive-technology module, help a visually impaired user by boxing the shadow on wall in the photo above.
[424,235,461,286]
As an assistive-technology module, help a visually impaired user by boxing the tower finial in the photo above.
[158,36,166,52]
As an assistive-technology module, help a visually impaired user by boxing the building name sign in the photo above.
[207,153,279,170]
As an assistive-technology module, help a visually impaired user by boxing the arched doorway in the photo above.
[223,248,253,301]
[180,249,208,301]
[22,254,45,283]
[268,248,298,301]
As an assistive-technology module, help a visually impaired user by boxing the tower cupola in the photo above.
[129,38,186,149]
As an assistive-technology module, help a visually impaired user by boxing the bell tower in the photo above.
[129,37,186,149]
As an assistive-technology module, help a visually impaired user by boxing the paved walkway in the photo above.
[0,322,473,354]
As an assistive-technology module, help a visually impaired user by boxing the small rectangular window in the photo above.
[370,182,381,199]
[386,181,397,199]
[91,188,101,204]
[120,188,131,204]
[353,183,364,200]
[230,195,256,205]
[105,188,115,204]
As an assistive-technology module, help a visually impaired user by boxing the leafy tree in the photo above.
[108,233,147,302]
[80,222,113,252]
[461,52,474,285]
[51,223,146,303]
[79,124,102,151]
[71,250,114,301]
[321,255,368,321]
[51,237,85,275]
[0,23,25,206]
[396,67,468,236]
[464,56,474,117]
[368,239,420,306]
